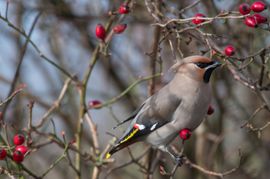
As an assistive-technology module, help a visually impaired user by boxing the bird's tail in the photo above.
[105,145,120,159]
[106,126,141,159]
[105,141,134,159]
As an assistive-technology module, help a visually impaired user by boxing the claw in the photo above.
[174,155,184,166]
[158,146,185,166]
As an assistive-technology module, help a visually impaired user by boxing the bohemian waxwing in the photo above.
[106,56,221,163]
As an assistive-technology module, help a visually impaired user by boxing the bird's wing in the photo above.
[106,88,181,158]
[112,102,146,129]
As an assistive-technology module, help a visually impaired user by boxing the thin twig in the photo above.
[241,104,266,128]
[5,0,9,20]
[0,14,75,80]
[226,61,256,90]
[89,73,162,109]
[105,147,150,178]
[39,143,69,178]
[178,0,201,14]
[0,87,24,106]
[35,78,72,128]
[85,112,99,152]
[153,12,248,27]
[0,167,16,179]
[244,121,270,138]
[0,12,41,118]
[259,52,266,86]
[184,156,241,178]
[17,163,40,179]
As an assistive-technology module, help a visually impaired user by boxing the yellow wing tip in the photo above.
[105,153,111,159]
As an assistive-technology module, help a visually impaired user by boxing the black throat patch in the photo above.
[203,68,215,83]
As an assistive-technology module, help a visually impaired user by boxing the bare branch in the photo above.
[35,78,72,128]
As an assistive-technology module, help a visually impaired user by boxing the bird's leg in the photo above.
[166,146,184,166]
[158,146,184,166]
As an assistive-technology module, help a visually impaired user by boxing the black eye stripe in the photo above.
[194,61,214,68]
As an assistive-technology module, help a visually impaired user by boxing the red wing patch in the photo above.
[133,123,145,130]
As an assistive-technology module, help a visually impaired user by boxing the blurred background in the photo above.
[0,0,270,178]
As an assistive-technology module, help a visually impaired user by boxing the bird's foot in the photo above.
[174,155,184,166]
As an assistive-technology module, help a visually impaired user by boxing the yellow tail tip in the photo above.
[105,153,111,159]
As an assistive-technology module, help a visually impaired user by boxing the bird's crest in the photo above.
[170,56,211,72]
[169,61,183,72]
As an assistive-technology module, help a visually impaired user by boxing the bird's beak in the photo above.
[206,61,221,70]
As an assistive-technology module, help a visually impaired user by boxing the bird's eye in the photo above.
[194,62,208,68]
[194,61,214,68]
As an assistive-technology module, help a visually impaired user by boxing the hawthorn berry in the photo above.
[13,150,24,163]
[253,14,267,24]
[251,1,267,12]
[244,16,258,28]
[239,3,251,15]
[95,24,106,41]
[179,128,192,141]
[118,4,129,14]
[224,45,235,56]
[113,24,127,34]
[88,100,102,109]
[13,134,25,146]
[0,148,7,160]
[192,13,205,25]
[15,145,28,155]
[207,105,215,115]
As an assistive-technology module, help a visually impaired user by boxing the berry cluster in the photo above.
[13,134,28,163]
[0,134,29,163]
[95,3,129,42]
[223,1,268,57]
[239,1,267,28]
[191,1,267,57]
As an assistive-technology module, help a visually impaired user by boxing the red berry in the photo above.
[239,3,251,15]
[224,45,235,56]
[113,24,127,34]
[253,14,267,24]
[13,151,24,163]
[192,13,206,25]
[15,145,28,155]
[0,148,7,160]
[118,4,129,14]
[207,105,215,115]
[251,1,267,12]
[13,134,25,146]
[179,128,192,141]
[88,100,102,109]
[95,24,106,41]
[244,16,258,28]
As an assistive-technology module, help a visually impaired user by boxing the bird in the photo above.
[105,55,221,163]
